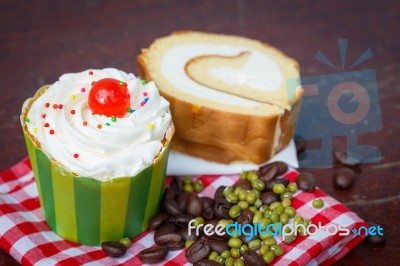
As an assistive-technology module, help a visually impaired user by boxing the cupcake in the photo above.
[20,68,174,246]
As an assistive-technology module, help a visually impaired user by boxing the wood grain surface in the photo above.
[1,0,399,265]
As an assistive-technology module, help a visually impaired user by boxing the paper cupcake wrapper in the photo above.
[23,131,170,246]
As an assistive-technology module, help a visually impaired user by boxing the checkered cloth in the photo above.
[0,158,366,266]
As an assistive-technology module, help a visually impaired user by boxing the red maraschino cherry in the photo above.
[88,78,130,117]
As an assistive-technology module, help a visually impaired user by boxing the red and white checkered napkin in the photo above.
[0,158,366,266]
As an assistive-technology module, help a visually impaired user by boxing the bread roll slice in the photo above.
[138,31,302,164]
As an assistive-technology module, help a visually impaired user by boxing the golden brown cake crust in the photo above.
[138,31,302,164]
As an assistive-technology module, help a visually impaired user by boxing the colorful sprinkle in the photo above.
[141,79,147,85]
[141,101,145,106]
[147,123,154,129]
[81,88,86,93]
[70,95,76,100]
[53,104,58,109]
[144,98,149,103]
[89,71,94,75]
[128,107,134,113]
[24,118,30,123]
[106,122,110,126]
[97,124,102,129]
[58,104,63,109]
[119,81,126,86]
[33,128,38,133]
[49,129,55,134]
[44,123,49,127]
[143,92,148,96]
[45,103,50,108]
[42,114,46,119]
[83,121,88,126]
[70,110,76,115]
[111,117,117,123]
[73,153,79,158]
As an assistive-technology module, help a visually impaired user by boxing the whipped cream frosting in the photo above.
[161,44,283,106]
[22,68,172,181]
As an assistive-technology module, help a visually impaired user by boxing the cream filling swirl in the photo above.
[161,44,283,106]
[23,68,172,181]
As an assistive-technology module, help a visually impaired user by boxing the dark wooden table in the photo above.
[1,0,399,265]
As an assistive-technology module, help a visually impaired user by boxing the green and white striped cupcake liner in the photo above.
[23,131,170,246]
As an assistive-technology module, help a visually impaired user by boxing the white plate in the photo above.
[166,139,298,176]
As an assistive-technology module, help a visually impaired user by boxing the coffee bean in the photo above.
[207,239,229,253]
[234,180,253,190]
[194,259,221,266]
[200,219,225,241]
[101,241,127,258]
[163,199,183,216]
[186,239,211,263]
[170,176,183,195]
[177,227,201,241]
[203,208,214,219]
[202,219,227,241]
[274,161,289,175]
[243,250,264,266]
[366,222,386,246]
[206,219,218,227]
[214,202,231,219]
[259,161,288,176]
[155,232,183,246]
[175,214,195,227]
[186,194,204,216]
[367,234,386,246]
[296,172,316,192]
[236,209,254,225]
[334,150,361,167]
[154,223,177,240]
[206,230,229,241]
[201,196,215,220]
[202,219,216,236]
[261,191,280,205]
[334,167,355,189]
[149,212,170,230]
[201,197,214,207]
[139,246,168,264]
[166,239,185,250]
[178,192,192,210]
[265,178,289,191]
[164,187,176,201]
[259,166,278,183]
[214,186,229,204]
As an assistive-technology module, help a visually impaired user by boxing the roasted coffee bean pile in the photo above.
[137,161,318,265]
[100,141,383,261]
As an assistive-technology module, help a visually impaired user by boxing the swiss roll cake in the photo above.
[138,31,302,164]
